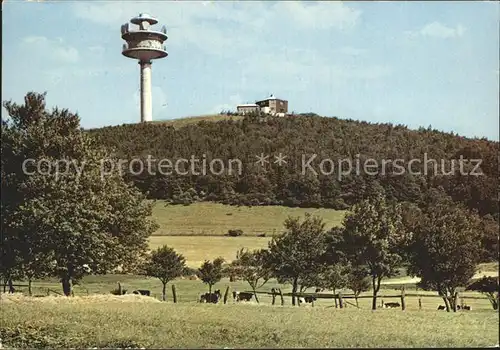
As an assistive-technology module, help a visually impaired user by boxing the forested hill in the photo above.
[89,113,498,220]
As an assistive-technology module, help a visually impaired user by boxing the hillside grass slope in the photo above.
[2,296,498,348]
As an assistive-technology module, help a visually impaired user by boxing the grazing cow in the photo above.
[304,296,317,303]
[297,297,306,305]
[383,302,401,308]
[232,291,253,302]
[462,305,471,310]
[200,290,222,304]
[437,305,446,310]
[133,289,151,296]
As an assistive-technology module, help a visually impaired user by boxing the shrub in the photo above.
[227,229,244,237]
[110,287,127,295]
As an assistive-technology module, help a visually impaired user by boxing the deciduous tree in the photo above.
[142,245,186,301]
[226,248,271,303]
[346,266,371,308]
[466,276,499,310]
[339,192,409,310]
[407,188,482,312]
[197,257,225,294]
[266,214,327,306]
[1,92,158,296]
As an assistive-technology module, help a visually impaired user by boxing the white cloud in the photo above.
[405,22,466,39]
[72,2,267,58]
[211,94,242,114]
[276,1,361,30]
[337,46,367,56]
[71,1,360,58]
[88,46,105,56]
[21,36,79,63]
[239,48,391,89]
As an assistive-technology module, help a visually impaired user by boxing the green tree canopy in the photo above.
[226,248,271,303]
[407,188,482,312]
[465,276,499,310]
[266,214,327,306]
[142,245,186,301]
[197,257,225,294]
[1,92,158,296]
[346,266,371,307]
[339,192,409,310]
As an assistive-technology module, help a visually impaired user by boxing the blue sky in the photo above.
[2,1,499,140]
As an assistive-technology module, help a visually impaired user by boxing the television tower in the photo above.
[121,13,168,123]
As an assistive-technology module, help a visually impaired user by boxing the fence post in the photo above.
[47,288,50,296]
[278,288,284,306]
[401,286,406,311]
[271,288,276,305]
[172,284,177,303]
[223,286,229,304]
[338,292,344,309]
[452,292,458,312]
[418,297,422,310]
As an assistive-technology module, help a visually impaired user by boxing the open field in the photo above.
[151,202,346,236]
[149,236,270,267]
[1,294,498,348]
[8,262,497,308]
[147,234,500,275]
[152,114,243,129]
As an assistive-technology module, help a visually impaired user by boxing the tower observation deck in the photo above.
[121,13,168,122]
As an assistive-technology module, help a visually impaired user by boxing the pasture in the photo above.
[1,293,498,348]
[151,202,345,236]
[148,236,270,267]
[7,268,497,311]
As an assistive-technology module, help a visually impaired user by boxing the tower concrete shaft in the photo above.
[122,13,168,123]
[140,60,153,123]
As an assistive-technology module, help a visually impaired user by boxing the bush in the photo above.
[110,287,127,295]
[0,324,82,348]
[183,266,198,277]
[227,229,244,237]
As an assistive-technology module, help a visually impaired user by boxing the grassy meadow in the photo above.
[2,293,498,348]
[2,201,498,348]
[148,201,346,267]
[149,236,270,268]
[151,201,346,236]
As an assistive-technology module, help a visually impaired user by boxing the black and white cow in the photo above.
[133,289,151,296]
[232,291,253,302]
[200,290,222,303]
[383,302,401,308]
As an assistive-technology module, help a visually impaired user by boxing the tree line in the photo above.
[88,108,498,261]
[143,190,498,312]
[1,92,498,304]
[1,93,158,295]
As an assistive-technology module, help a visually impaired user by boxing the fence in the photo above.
[241,286,492,311]
[4,282,494,311]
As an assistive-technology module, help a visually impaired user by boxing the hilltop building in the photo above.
[236,103,260,115]
[236,95,288,116]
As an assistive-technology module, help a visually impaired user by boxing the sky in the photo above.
[2,1,499,140]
